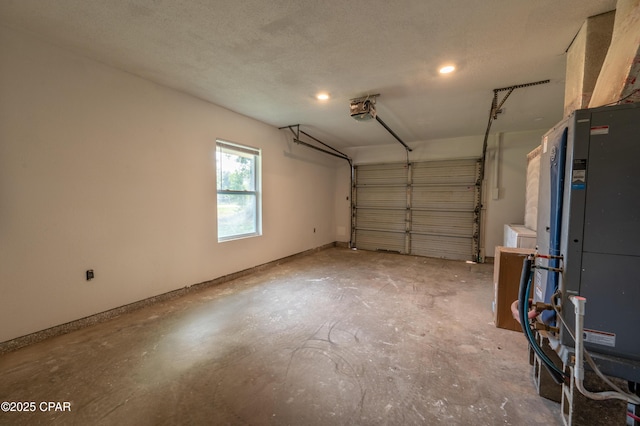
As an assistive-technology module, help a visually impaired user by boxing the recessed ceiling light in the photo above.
[439,65,455,74]
[316,93,330,101]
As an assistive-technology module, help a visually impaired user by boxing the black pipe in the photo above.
[281,125,301,145]
[299,130,350,159]
[518,257,568,384]
[375,116,412,152]
[280,125,352,165]
[293,138,351,162]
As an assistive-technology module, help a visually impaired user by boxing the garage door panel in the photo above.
[357,163,407,185]
[355,229,406,253]
[412,211,474,237]
[356,209,406,232]
[410,234,473,261]
[412,159,478,185]
[357,186,406,209]
[354,160,479,261]
[412,186,476,211]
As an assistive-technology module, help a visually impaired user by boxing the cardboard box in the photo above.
[493,246,535,332]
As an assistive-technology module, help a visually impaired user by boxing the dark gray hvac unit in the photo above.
[534,102,640,383]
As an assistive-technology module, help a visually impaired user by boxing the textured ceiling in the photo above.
[0,0,616,149]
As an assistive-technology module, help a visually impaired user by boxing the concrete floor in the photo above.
[0,247,561,425]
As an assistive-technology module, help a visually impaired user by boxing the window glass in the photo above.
[216,140,261,241]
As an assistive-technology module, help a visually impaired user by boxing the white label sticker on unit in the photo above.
[534,269,543,300]
[535,285,543,301]
[583,328,616,347]
[572,170,586,182]
[590,125,609,135]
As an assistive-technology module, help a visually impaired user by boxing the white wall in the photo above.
[344,130,544,260]
[0,26,341,342]
[483,130,544,255]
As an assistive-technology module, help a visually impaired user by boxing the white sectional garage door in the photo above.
[353,159,480,261]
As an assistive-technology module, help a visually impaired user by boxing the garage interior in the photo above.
[1,1,639,425]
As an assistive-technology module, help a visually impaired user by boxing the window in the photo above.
[216,140,261,241]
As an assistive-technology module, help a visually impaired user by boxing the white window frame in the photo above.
[216,139,262,242]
